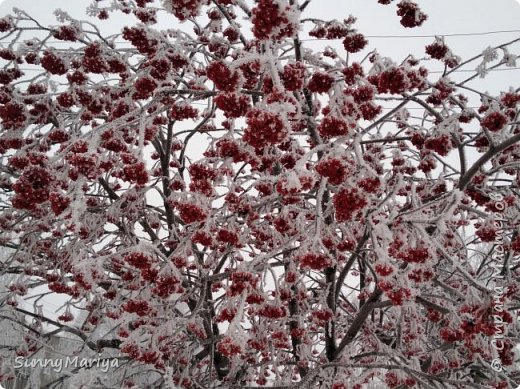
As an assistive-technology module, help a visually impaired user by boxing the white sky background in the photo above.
[0,0,519,386]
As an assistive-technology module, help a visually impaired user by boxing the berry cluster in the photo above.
[41,51,67,75]
[316,158,347,185]
[282,62,306,91]
[152,275,183,298]
[318,116,350,138]
[133,76,157,100]
[307,71,334,93]
[49,192,70,215]
[12,166,53,210]
[0,102,26,129]
[311,309,333,326]
[343,33,368,53]
[169,103,199,121]
[214,92,250,118]
[176,202,207,224]
[216,307,237,322]
[397,247,429,263]
[53,25,80,41]
[251,0,297,41]
[122,299,151,316]
[122,26,158,56]
[297,253,332,270]
[243,109,287,150]
[379,280,412,305]
[206,61,240,91]
[217,337,241,357]
[423,134,453,156]
[216,228,239,246]
[67,154,99,179]
[82,43,108,73]
[124,252,152,269]
[163,0,205,21]
[333,187,368,221]
[191,230,213,247]
[368,66,427,94]
[396,1,427,28]
[481,111,508,132]
[228,271,258,296]
[122,162,149,186]
[215,138,248,162]
[257,304,286,319]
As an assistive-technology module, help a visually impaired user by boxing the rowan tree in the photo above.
[0,0,519,388]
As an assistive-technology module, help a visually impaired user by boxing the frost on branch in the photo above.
[0,0,519,388]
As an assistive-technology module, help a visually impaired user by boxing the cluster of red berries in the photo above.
[206,61,240,91]
[343,33,368,53]
[311,309,333,326]
[176,202,207,224]
[342,63,364,86]
[282,62,306,91]
[375,263,394,276]
[475,224,498,242]
[49,192,70,215]
[148,58,170,80]
[396,1,427,28]
[0,16,13,33]
[164,0,205,21]
[379,280,412,305]
[257,303,286,319]
[297,252,332,270]
[217,337,241,357]
[214,92,250,118]
[316,158,347,185]
[307,71,334,94]
[169,103,199,121]
[191,230,213,247]
[0,69,23,86]
[122,299,151,316]
[53,25,80,41]
[122,26,158,56]
[228,271,258,296]
[0,101,26,129]
[481,111,508,132]
[251,0,296,41]
[243,109,287,150]
[134,8,157,24]
[82,43,109,73]
[121,162,148,186]
[217,228,240,246]
[152,275,183,298]
[41,51,67,75]
[215,138,248,162]
[124,252,152,269]
[68,154,99,179]
[333,187,368,221]
[424,134,453,156]
[216,307,236,322]
[12,166,53,210]
[133,76,157,100]
[318,116,351,138]
[368,66,427,95]
[395,246,430,264]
